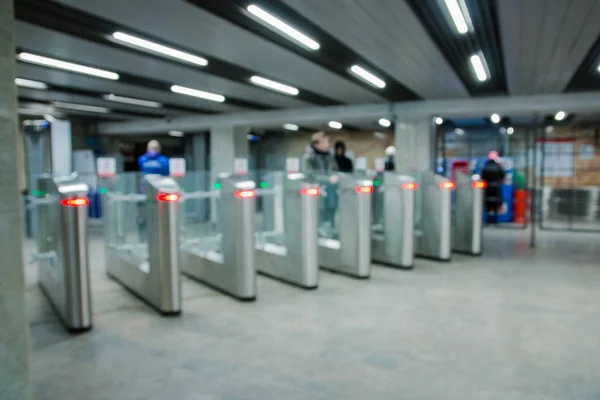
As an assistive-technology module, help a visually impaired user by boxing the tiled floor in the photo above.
[23,229,600,400]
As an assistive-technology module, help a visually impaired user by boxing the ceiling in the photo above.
[13,0,600,128]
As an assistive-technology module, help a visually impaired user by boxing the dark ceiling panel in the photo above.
[15,0,339,106]
[188,0,421,102]
[406,0,508,96]
[566,35,600,92]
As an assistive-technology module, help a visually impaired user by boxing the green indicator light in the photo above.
[260,181,268,189]
[374,180,381,186]
[99,187,107,195]
[32,190,44,197]
[213,182,221,190]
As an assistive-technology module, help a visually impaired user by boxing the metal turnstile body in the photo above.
[414,171,453,261]
[35,175,91,332]
[371,172,416,268]
[256,172,319,288]
[452,173,484,255]
[104,174,181,314]
[181,176,256,300]
[318,175,373,278]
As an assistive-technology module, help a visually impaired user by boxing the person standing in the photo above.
[384,146,396,171]
[303,131,337,173]
[138,139,169,176]
[481,150,506,225]
[334,141,353,172]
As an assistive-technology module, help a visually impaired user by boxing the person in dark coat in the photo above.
[481,150,506,225]
[334,141,353,173]
[384,146,396,171]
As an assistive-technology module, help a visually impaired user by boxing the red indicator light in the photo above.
[440,181,456,190]
[472,181,487,189]
[401,183,418,191]
[234,190,256,199]
[300,187,320,196]
[60,197,89,207]
[356,186,373,194]
[157,192,180,202]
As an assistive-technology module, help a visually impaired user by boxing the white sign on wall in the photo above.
[580,144,595,160]
[536,140,574,177]
[355,157,367,171]
[234,158,248,175]
[375,158,386,172]
[286,157,300,173]
[169,158,186,177]
[96,157,116,178]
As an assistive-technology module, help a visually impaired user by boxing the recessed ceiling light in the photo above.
[328,121,342,130]
[168,130,185,137]
[554,111,567,121]
[102,94,162,108]
[15,78,48,90]
[349,65,386,89]
[435,117,444,125]
[283,123,299,131]
[378,118,391,127]
[246,4,320,51]
[249,76,299,96]
[470,53,489,82]
[454,128,465,135]
[170,85,226,103]
[444,0,472,34]
[507,127,514,135]
[490,113,501,123]
[112,32,208,66]
[53,101,109,113]
[545,126,554,133]
[18,52,119,80]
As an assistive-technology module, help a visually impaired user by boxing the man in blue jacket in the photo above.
[138,140,169,175]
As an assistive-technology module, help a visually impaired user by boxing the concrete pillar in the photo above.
[394,119,434,172]
[209,126,249,174]
[0,0,34,398]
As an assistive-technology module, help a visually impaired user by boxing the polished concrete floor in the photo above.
[24,229,600,400]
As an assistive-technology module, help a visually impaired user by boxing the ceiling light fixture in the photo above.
[112,32,208,66]
[490,113,501,124]
[444,0,472,34]
[349,65,386,89]
[554,111,567,121]
[15,78,48,90]
[507,127,514,135]
[283,123,299,131]
[103,94,162,108]
[328,121,342,130]
[378,118,391,127]
[249,76,299,96]
[168,130,185,137]
[470,53,489,82]
[435,117,444,125]
[43,114,56,123]
[170,85,226,103]
[53,101,110,113]
[246,4,320,50]
[18,52,119,80]
[454,128,465,135]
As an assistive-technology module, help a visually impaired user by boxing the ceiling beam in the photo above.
[98,92,600,135]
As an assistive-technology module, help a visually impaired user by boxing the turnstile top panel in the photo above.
[218,174,256,195]
[339,174,373,190]
[145,174,180,195]
[38,174,89,199]
[382,172,415,186]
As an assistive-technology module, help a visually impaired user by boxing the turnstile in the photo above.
[317,174,373,278]
[414,171,453,261]
[103,174,181,314]
[33,174,91,332]
[452,172,485,255]
[371,172,416,268]
[256,172,319,288]
[180,175,256,300]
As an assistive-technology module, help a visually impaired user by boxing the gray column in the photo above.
[209,126,249,174]
[0,0,34,398]
[394,119,434,172]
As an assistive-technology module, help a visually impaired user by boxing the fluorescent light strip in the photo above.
[555,111,567,121]
[247,5,320,50]
[328,121,342,130]
[103,94,162,108]
[15,78,48,90]
[112,32,208,66]
[444,0,470,34]
[168,130,185,137]
[43,114,56,123]
[18,52,119,80]
[378,118,391,127]
[470,54,488,82]
[249,76,299,96]
[53,101,109,113]
[349,65,386,89]
[170,85,226,103]
[283,123,299,131]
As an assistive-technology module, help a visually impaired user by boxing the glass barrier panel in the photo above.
[254,171,286,247]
